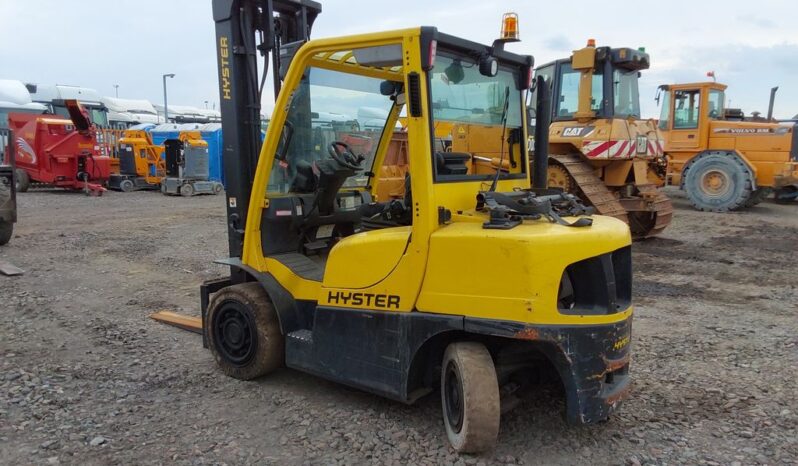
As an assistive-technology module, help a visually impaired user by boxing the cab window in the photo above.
[658,90,671,130]
[429,51,526,181]
[613,69,640,117]
[267,67,397,193]
[708,90,724,119]
[555,63,603,118]
[673,89,701,129]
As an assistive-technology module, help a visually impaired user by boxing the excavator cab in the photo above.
[532,41,672,239]
[204,3,634,453]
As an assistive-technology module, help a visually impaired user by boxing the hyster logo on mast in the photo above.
[219,36,232,100]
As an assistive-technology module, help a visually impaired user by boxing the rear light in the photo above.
[427,40,437,69]
[525,67,534,89]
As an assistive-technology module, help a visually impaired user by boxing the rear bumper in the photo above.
[467,316,632,424]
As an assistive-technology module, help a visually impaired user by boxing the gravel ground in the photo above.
[0,187,796,466]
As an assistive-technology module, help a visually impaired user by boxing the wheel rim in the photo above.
[547,165,573,192]
[444,361,464,433]
[212,300,257,366]
[700,169,731,197]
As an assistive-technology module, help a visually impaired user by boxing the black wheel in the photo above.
[441,342,500,453]
[774,187,797,204]
[205,282,284,380]
[683,152,752,212]
[180,183,194,197]
[0,220,12,246]
[15,169,29,193]
[119,179,135,192]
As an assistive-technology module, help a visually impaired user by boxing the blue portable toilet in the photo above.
[199,123,224,186]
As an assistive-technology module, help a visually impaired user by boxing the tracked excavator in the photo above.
[532,40,672,238]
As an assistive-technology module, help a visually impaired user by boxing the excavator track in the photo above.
[549,153,629,224]
[549,153,673,239]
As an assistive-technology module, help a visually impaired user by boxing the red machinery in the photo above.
[8,99,110,195]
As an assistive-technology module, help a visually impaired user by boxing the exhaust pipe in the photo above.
[767,86,778,121]
[532,75,551,189]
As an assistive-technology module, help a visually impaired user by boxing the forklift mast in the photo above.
[212,0,322,280]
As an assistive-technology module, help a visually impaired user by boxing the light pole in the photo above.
[204,100,209,109]
[113,84,119,98]
[162,73,175,122]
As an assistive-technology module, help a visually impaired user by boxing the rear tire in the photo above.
[744,188,772,207]
[15,169,29,193]
[774,187,797,204]
[683,152,752,212]
[205,282,284,380]
[180,183,194,197]
[441,342,500,453]
[0,220,12,246]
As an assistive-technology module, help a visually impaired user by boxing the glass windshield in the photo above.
[673,89,701,129]
[613,69,640,117]
[429,51,526,180]
[556,63,603,118]
[658,88,671,130]
[708,89,724,119]
[268,67,397,193]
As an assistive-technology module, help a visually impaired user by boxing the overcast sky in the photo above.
[2,0,797,118]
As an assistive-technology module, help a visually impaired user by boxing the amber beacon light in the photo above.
[501,12,520,41]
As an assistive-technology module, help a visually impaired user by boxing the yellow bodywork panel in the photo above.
[323,227,410,289]
[418,214,631,325]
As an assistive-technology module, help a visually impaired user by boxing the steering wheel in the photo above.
[328,141,365,170]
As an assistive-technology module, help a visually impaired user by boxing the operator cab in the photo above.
[534,44,649,121]
[260,36,531,270]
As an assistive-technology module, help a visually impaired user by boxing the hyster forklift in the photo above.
[657,82,798,210]
[532,41,673,238]
[109,129,166,192]
[204,0,633,452]
[0,128,17,246]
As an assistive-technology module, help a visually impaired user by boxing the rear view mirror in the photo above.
[444,59,465,84]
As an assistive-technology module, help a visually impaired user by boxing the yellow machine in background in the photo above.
[657,81,798,209]
[109,129,165,192]
[533,41,673,238]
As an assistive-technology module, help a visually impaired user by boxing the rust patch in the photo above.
[515,328,540,340]
[605,384,631,406]
[604,353,631,373]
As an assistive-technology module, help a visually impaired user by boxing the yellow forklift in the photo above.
[202,0,633,452]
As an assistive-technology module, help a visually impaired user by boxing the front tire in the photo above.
[0,220,12,246]
[15,169,29,193]
[441,342,500,453]
[119,179,135,192]
[205,282,284,380]
[683,152,752,212]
